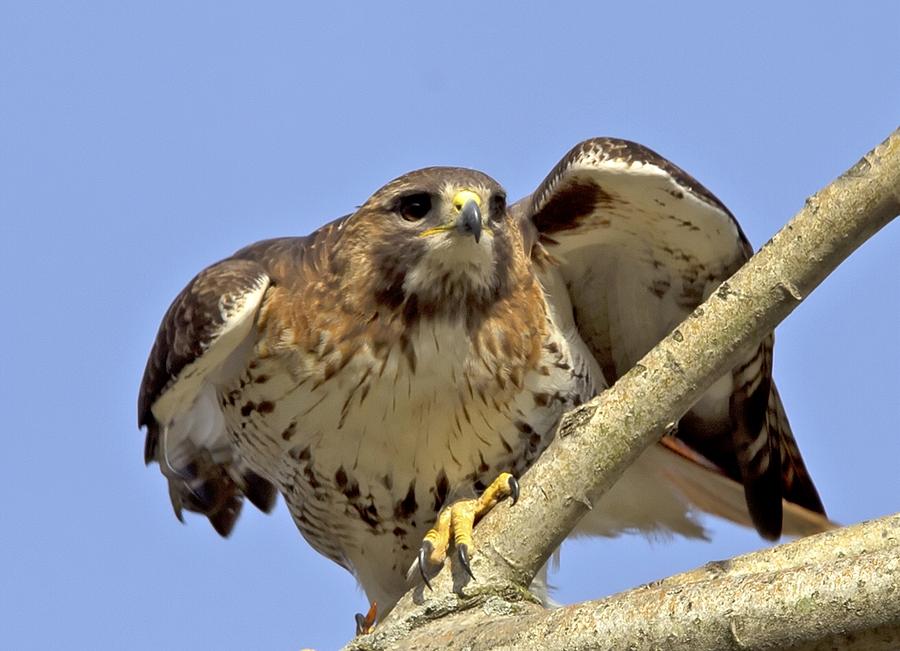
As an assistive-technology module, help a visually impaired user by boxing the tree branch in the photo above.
[347,514,900,650]
[346,128,900,649]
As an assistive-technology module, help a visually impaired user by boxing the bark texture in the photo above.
[345,128,900,650]
[348,515,900,650]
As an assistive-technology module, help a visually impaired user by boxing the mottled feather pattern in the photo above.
[138,137,826,614]
[515,137,825,542]
[529,138,741,224]
[138,261,270,423]
[139,258,276,534]
[216,170,582,601]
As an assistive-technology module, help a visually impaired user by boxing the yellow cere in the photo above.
[418,189,487,239]
[452,189,482,210]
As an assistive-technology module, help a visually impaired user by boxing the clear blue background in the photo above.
[2,3,898,650]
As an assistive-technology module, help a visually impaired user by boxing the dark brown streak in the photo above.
[531,179,611,235]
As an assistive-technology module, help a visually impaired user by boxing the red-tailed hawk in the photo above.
[138,137,828,623]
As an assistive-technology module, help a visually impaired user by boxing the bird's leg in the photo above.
[417,472,519,588]
[353,601,377,636]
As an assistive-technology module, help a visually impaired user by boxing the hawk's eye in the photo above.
[395,193,432,221]
[490,193,507,221]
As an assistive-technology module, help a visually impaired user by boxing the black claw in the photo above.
[418,542,434,590]
[508,475,520,506]
[355,602,377,636]
[457,543,476,581]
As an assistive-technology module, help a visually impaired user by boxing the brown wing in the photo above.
[515,137,826,539]
[139,213,353,537]
[139,257,277,536]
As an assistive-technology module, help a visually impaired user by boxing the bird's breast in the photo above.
[223,312,597,600]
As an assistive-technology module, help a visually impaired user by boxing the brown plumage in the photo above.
[138,138,828,614]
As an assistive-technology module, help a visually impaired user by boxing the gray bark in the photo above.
[345,128,900,650]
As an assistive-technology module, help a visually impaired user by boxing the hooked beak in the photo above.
[453,190,483,243]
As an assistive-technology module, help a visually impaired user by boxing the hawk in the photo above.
[138,137,829,625]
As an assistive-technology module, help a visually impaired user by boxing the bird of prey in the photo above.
[138,137,829,626]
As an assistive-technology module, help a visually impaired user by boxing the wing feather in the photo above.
[138,258,275,536]
[138,218,351,536]
[517,137,826,538]
[658,437,834,537]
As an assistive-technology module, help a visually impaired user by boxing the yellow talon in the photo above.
[416,472,519,588]
[475,472,518,513]
[422,505,452,565]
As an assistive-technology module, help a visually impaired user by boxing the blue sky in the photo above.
[1,3,898,650]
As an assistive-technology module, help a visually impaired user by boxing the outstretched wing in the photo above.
[138,257,277,536]
[515,137,826,538]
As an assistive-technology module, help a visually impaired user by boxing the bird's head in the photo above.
[345,167,527,320]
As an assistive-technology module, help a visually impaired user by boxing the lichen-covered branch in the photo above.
[346,129,900,650]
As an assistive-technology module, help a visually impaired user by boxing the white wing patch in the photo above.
[151,276,268,461]
[552,171,742,376]
[565,157,741,247]
[526,138,828,541]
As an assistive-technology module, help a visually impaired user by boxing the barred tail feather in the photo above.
[768,384,826,516]
[729,336,826,539]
